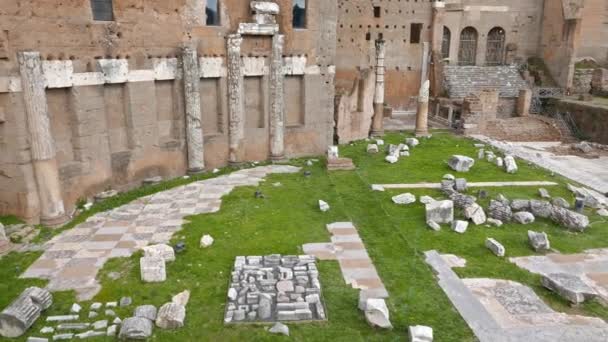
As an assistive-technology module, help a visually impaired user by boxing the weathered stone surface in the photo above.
[598,208,608,217]
[385,155,398,164]
[26,337,48,342]
[530,200,553,218]
[0,287,52,338]
[449,192,476,209]
[513,212,535,224]
[92,320,107,330]
[503,155,518,173]
[409,325,433,342]
[486,218,503,227]
[406,138,419,147]
[510,199,530,211]
[425,200,454,224]
[70,303,81,314]
[550,206,589,231]
[367,144,379,153]
[120,297,132,307]
[156,302,185,329]
[142,244,175,262]
[364,298,392,329]
[463,203,486,225]
[567,184,606,209]
[134,305,157,321]
[140,257,166,283]
[200,235,214,248]
[485,238,505,257]
[551,197,570,209]
[172,290,190,307]
[538,188,551,199]
[488,200,513,222]
[541,273,596,304]
[452,220,468,234]
[443,174,455,181]
[118,317,153,340]
[477,149,485,160]
[319,200,330,212]
[528,231,550,252]
[46,315,78,322]
[495,157,503,167]
[420,196,435,204]
[107,324,117,336]
[56,323,90,331]
[427,220,441,231]
[392,193,416,205]
[268,322,289,336]
[51,334,73,340]
[448,155,475,172]
[454,178,467,192]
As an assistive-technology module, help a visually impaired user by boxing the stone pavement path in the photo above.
[425,250,608,342]
[303,222,389,298]
[21,165,300,300]
[510,248,608,303]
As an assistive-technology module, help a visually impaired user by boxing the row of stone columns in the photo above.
[370,39,386,137]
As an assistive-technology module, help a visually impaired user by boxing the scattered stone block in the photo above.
[51,333,73,340]
[385,155,398,164]
[376,139,384,146]
[327,146,339,159]
[409,325,433,342]
[406,137,419,147]
[106,324,117,336]
[119,297,132,307]
[364,298,392,329]
[549,207,589,231]
[463,203,486,225]
[40,327,54,334]
[486,218,503,227]
[75,330,106,339]
[142,244,175,262]
[541,273,596,304]
[0,287,52,338]
[140,257,166,283]
[392,193,416,205]
[113,317,122,325]
[70,303,81,314]
[449,192,476,209]
[510,199,530,211]
[26,337,48,342]
[538,188,551,199]
[327,157,356,171]
[46,315,79,322]
[371,184,385,192]
[477,149,485,160]
[451,221,468,234]
[172,290,190,307]
[134,305,157,321]
[200,235,214,248]
[425,200,454,224]
[598,208,608,217]
[503,155,518,173]
[156,302,185,329]
[90,303,102,311]
[442,174,455,180]
[319,200,330,212]
[448,155,475,172]
[400,151,410,157]
[268,322,289,336]
[420,196,435,204]
[513,212,535,224]
[474,143,485,148]
[367,144,379,153]
[56,323,90,331]
[118,317,153,340]
[485,238,505,257]
[530,200,553,218]
[454,178,467,192]
[495,157,503,167]
[92,320,108,330]
[105,309,116,317]
[528,231,550,252]
[427,221,441,231]
[488,200,512,222]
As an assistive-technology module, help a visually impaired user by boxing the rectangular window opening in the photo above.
[91,0,114,21]
[292,0,307,29]
[206,0,220,26]
[410,23,423,44]
[373,6,381,18]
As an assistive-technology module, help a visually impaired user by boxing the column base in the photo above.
[40,214,70,229]
[228,161,246,168]
[270,155,288,163]
[370,130,385,137]
[187,167,206,175]
[415,130,431,137]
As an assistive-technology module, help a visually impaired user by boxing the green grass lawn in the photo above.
[1,131,607,341]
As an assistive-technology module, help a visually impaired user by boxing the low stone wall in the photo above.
[334,69,375,144]
[573,69,594,94]
[557,99,608,144]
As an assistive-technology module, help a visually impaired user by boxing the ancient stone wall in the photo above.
[578,0,608,65]
[334,69,375,144]
[573,69,594,94]
[557,99,608,145]
[0,0,337,223]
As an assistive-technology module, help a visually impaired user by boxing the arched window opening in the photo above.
[458,27,478,66]
[441,26,451,59]
[486,27,506,66]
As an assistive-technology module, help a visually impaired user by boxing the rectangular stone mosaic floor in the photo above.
[224,254,327,323]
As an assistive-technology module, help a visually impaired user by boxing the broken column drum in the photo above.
[371,39,386,136]
[17,51,68,227]
[182,46,205,173]
[227,34,245,165]
[415,80,431,137]
[0,287,52,338]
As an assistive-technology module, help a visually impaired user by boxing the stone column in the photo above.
[430,1,446,97]
[517,89,532,117]
[420,42,430,89]
[269,34,286,161]
[17,51,68,227]
[227,34,245,165]
[182,46,205,173]
[370,39,385,137]
[415,80,430,137]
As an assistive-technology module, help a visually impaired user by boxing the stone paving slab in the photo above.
[510,248,608,303]
[425,250,608,342]
[21,165,300,300]
[303,222,388,298]
[372,181,558,190]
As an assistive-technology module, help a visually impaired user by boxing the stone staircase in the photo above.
[444,65,529,98]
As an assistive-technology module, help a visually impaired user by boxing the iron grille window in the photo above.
[486,27,506,66]
[91,0,114,21]
[206,0,220,26]
[458,27,478,66]
[293,0,306,29]
[442,27,451,59]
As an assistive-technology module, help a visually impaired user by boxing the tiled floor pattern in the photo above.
[21,165,300,300]
[303,222,389,298]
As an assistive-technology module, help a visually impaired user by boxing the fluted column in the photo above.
[415,80,430,137]
[269,34,286,161]
[227,34,245,165]
[370,39,385,136]
[17,51,68,227]
[182,46,205,173]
